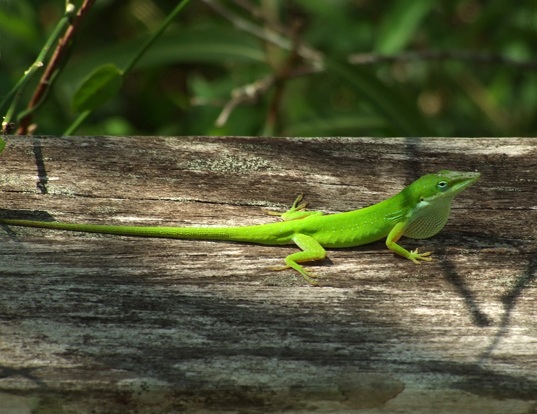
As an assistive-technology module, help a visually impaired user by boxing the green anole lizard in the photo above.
[0,170,479,286]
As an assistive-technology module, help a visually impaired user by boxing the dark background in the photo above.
[2,0,537,137]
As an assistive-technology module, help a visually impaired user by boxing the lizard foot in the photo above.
[408,249,432,264]
[269,264,319,286]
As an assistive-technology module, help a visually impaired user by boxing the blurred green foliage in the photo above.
[2,0,537,136]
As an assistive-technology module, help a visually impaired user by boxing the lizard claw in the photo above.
[409,248,432,264]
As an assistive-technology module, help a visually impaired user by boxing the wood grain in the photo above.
[0,136,535,413]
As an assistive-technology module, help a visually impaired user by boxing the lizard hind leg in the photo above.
[272,233,327,286]
[267,194,324,222]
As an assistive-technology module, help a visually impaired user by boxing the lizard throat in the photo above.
[403,199,452,239]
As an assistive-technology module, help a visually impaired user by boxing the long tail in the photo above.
[0,218,289,245]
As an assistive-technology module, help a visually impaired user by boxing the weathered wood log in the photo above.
[0,136,535,413]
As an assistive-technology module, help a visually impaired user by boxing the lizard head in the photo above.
[414,170,481,203]
[401,170,480,239]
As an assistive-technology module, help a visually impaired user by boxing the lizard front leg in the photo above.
[386,222,432,263]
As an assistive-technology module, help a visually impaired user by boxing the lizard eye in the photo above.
[437,180,449,192]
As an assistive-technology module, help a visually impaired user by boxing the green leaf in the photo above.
[0,137,5,154]
[375,0,436,54]
[62,26,266,84]
[72,64,123,112]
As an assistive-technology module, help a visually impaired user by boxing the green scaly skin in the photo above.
[0,170,480,286]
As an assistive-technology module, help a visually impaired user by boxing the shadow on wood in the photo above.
[0,136,535,413]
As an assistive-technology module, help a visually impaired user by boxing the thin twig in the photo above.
[201,0,322,66]
[205,0,321,129]
[17,0,96,135]
[1,2,73,134]
[264,19,303,135]
[216,75,273,127]
[215,66,319,128]
[348,49,537,70]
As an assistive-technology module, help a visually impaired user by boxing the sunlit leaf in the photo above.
[72,64,123,113]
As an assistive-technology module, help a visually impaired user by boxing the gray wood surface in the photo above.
[0,136,535,413]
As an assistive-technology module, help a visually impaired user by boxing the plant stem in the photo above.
[16,0,95,134]
[1,3,74,133]
[123,0,192,75]
[64,0,192,136]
